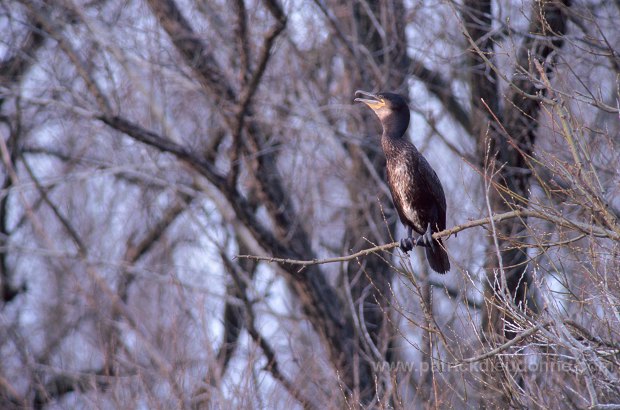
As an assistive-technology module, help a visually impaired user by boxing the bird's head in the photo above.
[354,90,410,138]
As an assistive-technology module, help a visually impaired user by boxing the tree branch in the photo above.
[0,16,44,94]
[32,369,112,409]
[0,11,45,303]
[146,0,237,110]
[97,112,353,391]
[409,57,472,134]
[22,0,112,114]
[454,321,550,365]
[220,256,317,410]
[237,208,619,266]
[229,0,287,186]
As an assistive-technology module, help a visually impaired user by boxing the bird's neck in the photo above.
[380,112,409,140]
[380,113,417,158]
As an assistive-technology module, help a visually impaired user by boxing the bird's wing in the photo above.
[415,157,447,231]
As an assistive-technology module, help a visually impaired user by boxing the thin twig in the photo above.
[229,0,286,186]
[22,0,112,114]
[455,321,550,366]
[221,256,317,410]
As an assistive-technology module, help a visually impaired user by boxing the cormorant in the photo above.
[355,90,450,273]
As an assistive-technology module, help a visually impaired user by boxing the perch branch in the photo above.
[237,209,619,266]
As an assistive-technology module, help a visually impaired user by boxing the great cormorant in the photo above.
[355,90,450,273]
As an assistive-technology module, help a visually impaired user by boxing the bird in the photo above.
[354,90,450,273]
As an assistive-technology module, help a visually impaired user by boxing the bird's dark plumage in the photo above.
[355,90,450,273]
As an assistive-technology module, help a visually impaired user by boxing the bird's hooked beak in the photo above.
[354,90,386,110]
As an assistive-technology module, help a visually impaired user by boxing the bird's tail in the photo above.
[426,238,450,274]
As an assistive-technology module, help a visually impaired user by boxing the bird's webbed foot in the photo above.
[399,226,414,253]
[400,237,414,252]
[415,223,436,251]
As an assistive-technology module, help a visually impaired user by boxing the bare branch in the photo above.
[455,321,549,365]
[145,0,236,106]
[0,16,44,91]
[409,57,472,134]
[21,0,112,114]
[221,256,317,410]
[229,0,287,186]
[32,369,112,408]
[237,209,620,266]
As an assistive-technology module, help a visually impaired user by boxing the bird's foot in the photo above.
[400,236,414,253]
[414,223,436,251]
